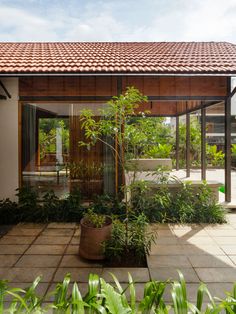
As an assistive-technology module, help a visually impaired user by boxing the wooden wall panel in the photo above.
[137,101,177,116]
[19,76,227,98]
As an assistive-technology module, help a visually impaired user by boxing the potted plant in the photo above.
[78,87,157,266]
[79,208,112,260]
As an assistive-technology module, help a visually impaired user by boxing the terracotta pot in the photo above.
[79,217,112,260]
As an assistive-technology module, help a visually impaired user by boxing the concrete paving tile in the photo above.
[34,236,71,245]
[202,224,234,230]
[70,236,80,245]
[6,282,49,300]
[60,255,102,268]
[173,229,209,237]
[0,245,29,254]
[147,255,192,268]
[0,267,55,282]
[150,244,184,255]
[206,230,236,237]
[155,237,179,245]
[74,229,81,236]
[163,283,200,302]
[16,223,46,229]
[25,245,66,255]
[15,255,61,267]
[188,255,235,267]
[47,223,77,229]
[214,237,236,245]
[65,245,79,254]
[0,236,35,245]
[7,228,42,236]
[170,224,203,230]
[228,255,236,265]
[53,267,102,282]
[41,228,74,236]
[195,267,236,282]
[178,237,215,245]
[220,245,236,255]
[181,244,225,255]
[149,267,199,282]
[155,230,175,236]
[102,268,150,282]
[148,223,171,230]
[0,255,21,267]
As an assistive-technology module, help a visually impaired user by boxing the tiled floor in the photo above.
[0,214,236,302]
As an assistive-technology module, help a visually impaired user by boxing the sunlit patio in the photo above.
[0,214,236,303]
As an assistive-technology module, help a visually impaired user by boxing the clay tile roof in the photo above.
[0,42,236,74]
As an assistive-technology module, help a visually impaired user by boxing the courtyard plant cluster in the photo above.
[0,272,235,313]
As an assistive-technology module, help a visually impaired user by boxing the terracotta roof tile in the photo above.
[0,42,236,74]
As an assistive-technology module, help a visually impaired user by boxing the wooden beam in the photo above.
[186,111,191,177]
[0,80,11,98]
[201,106,206,180]
[176,116,180,170]
[225,77,231,202]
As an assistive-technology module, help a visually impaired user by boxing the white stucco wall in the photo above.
[0,78,19,200]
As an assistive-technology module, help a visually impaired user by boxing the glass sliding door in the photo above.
[21,102,115,199]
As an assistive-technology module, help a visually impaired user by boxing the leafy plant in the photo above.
[83,208,107,228]
[0,272,235,313]
[145,143,173,159]
[206,144,225,167]
[104,213,156,265]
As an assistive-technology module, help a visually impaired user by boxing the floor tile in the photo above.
[0,245,29,254]
[147,255,192,268]
[0,255,20,267]
[47,223,77,229]
[228,255,236,265]
[53,267,102,282]
[155,237,179,245]
[60,255,102,268]
[0,267,55,282]
[7,228,42,236]
[173,229,209,237]
[220,245,236,255]
[150,244,184,255]
[65,245,79,254]
[0,236,35,245]
[25,245,66,255]
[42,229,74,236]
[181,244,225,255]
[102,268,150,282]
[70,237,80,245]
[149,267,199,282]
[16,223,46,229]
[206,230,236,237]
[195,267,236,282]
[188,255,235,267]
[213,237,236,245]
[15,255,61,267]
[34,236,71,245]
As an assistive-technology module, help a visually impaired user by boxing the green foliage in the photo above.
[68,161,103,180]
[145,143,173,159]
[104,213,156,265]
[0,272,235,313]
[132,180,226,224]
[206,144,225,167]
[231,144,236,157]
[0,198,18,224]
[39,118,69,160]
[83,208,107,228]
[125,117,173,159]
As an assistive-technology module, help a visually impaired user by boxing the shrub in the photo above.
[0,272,235,313]
[132,181,226,224]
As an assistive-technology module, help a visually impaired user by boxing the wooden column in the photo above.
[176,116,180,170]
[116,77,123,194]
[201,106,206,180]
[186,113,190,177]
[225,77,231,202]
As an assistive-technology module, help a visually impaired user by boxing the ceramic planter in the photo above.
[79,217,112,260]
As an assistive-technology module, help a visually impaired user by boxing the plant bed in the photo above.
[103,252,147,267]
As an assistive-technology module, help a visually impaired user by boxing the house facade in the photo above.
[0,42,236,201]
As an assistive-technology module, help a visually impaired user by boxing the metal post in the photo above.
[225,77,231,202]
[201,106,206,180]
[116,77,123,194]
[176,116,180,171]
[186,113,190,177]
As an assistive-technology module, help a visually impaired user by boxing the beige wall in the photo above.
[0,78,19,200]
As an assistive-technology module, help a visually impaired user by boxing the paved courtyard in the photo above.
[0,213,236,302]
